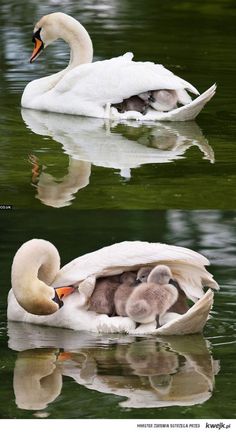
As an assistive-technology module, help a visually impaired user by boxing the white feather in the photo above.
[21,13,215,121]
[8,240,218,335]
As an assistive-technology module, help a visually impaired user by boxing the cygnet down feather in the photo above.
[126,265,178,323]
[88,275,120,316]
[114,271,137,316]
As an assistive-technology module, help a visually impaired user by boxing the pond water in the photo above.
[0,0,236,424]
[0,0,236,209]
[0,209,236,419]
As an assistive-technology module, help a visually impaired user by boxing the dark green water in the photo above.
[0,0,236,209]
[0,0,236,422]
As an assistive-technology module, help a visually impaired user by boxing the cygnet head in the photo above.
[148,265,172,285]
[136,266,153,283]
[120,271,136,285]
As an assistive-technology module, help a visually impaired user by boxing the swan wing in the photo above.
[52,241,219,301]
[22,53,215,120]
[133,289,214,335]
[53,53,199,107]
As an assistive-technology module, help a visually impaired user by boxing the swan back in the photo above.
[52,241,219,303]
[11,239,61,315]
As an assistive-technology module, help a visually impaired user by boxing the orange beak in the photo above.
[57,352,73,362]
[30,38,44,63]
[55,286,75,299]
[53,286,75,309]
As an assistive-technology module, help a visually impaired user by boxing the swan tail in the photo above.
[157,84,216,121]
[110,85,216,122]
[176,89,193,105]
[154,289,214,335]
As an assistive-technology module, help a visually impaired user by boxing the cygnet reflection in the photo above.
[8,322,219,411]
[22,109,214,208]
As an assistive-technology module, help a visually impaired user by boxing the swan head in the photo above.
[30,13,67,62]
[30,12,93,64]
[11,239,74,315]
[147,265,173,285]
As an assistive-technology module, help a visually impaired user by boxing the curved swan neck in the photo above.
[11,239,61,315]
[44,13,93,68]
[66,22,93,68]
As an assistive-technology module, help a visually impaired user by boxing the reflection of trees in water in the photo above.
[9,322,219,412]
[166,210,236,266]
[166,210,236,326]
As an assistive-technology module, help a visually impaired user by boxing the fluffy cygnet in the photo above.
[113,96,148,114]
[136,266,154,283]
[150,89,178,111]
[137,265,189,315]
[126,265,178,324]
[138,89,178,111]
[114,271,137,316]
[88,275,120,316]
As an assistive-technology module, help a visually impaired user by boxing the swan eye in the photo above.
[53,289,64,308]
[32,27,42,43]
[52,286,75,308]
[30,28,44,63]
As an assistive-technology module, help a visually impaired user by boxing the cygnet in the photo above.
[136,266,154,283]
[138,89,178,111]
[137,265,189,315]
[114,271,137,316]
[88,275,120,316]
[149,89,178,111]
[113,96,148,114]
[126,265,178,324]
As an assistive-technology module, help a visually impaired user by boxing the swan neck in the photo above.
[61,21,93,68]
[11,239,61,315]
[68,38,93,68]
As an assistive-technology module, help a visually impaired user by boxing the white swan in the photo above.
[8,239,219,335]
[21,12,216,122]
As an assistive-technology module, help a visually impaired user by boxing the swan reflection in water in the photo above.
[22,109,214,208]
[8,322,219,413]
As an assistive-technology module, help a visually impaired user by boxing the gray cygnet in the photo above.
[88,275,120,316]
[137,265,189,314]
[126,265,178,324]
[114,271,137,316]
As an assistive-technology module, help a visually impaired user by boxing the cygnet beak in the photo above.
[53,286,75,308]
